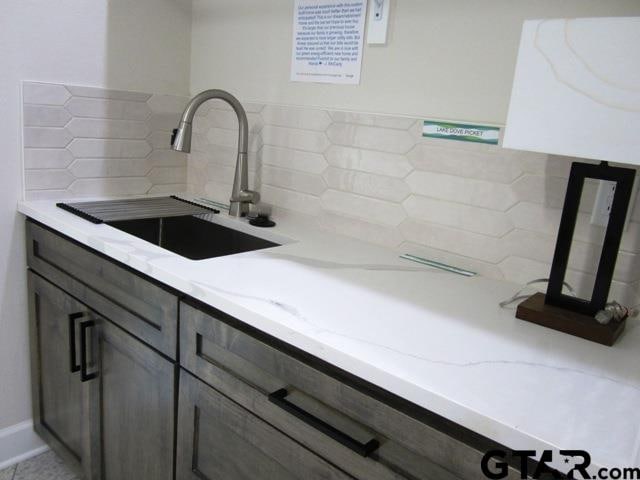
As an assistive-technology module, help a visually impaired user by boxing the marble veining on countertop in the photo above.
[18,197,640,475]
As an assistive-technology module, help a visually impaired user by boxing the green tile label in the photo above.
[423,121,500,145]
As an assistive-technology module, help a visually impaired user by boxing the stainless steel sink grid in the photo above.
[57,196,219,223]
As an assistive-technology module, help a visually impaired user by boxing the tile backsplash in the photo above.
[22,82,188,200]
[22,82,639,305]
[188,102,640,306]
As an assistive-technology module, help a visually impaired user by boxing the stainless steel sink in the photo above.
[107,215,279,260]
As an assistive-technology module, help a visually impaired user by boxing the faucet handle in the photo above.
[248,201,271,219]
[231,189,260,205]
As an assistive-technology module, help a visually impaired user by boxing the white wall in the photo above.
[191,0,640,125]
[0,0,191,435]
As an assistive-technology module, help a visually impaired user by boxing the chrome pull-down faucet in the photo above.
[171,89,260,217]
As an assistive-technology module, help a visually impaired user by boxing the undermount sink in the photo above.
[107,215,280,260]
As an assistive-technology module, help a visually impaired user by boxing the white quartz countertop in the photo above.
[18,198,640,474]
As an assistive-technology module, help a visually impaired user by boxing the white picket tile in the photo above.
[69,158,152,178]
[23,105,71,127]
[321,189,406,227]
[406,170,517,211]
[407,144,523,184]
[66,118,150,139]
[511,175,600,213]
[147,131,174,149]
[23,82,70,105]
[262,125,329,153]
[262,166,326,196]
[25,169,74,190]
[203,181,233,204]
[517,152,573,178]
[261,185,322,216]
[67,85,151,102]
[503,229,555,264]
[149,113,182,131]
[25,190,70,201]
[206,127,262,152]
[323,167,410,202]
[65,97,151,120]
[203,162,234,185]
[317,211,404,248]
[24,128,72,148]
[24,149,74,169]
[149,150,187,167]
[508,202,609,247]
[324,146,412,178]
[326,123,414,154]
[69,177,152,196]
[403,195,513,237]
[498,257,552,287]
[148,167,188,185]
[148,184,187,195]
[68,139,152,158]
[208,101,264,113]
[206,109,263,133]
[261,145,327,174]
[329,111,415,130]
[147,94,188,114]
[399,219,507,264]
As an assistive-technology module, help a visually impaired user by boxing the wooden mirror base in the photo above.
[516,293,626,346]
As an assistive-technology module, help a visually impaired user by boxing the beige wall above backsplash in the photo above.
[191,0,640,125]
[187,101,640,307]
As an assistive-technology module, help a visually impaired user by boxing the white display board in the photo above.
[503,17,640,165]
[291,0,367,85]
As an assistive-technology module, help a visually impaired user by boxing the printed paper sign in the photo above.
[291,0,367,85]
[423,121,501,145]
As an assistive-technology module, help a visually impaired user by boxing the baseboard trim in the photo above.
[0,420,49,470]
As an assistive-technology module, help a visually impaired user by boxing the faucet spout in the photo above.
[171,89,258,217]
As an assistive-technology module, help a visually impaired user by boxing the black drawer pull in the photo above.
[268,388,380,457]
[80,320,98,382]
[68,312,87,373]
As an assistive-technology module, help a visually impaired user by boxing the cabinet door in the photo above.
[82,318,175,480]
[28,272,99,479]
[176,370,353,480]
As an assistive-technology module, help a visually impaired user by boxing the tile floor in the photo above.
[0,451,78,480]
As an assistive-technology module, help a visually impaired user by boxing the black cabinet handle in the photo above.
[68,312,87,374]
[268,388,380,457]
[80,320,98,382]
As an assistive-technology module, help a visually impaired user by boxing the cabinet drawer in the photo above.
[176,370,353,480]
[180,302,521,480]
[27,220,178,358]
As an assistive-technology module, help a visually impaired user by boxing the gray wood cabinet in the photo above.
[179,302,522,480]
[176,370,353,480]
[27,221,179,358]
[86,316,175,480]
[28,272,99,480]
[26,219,530,480]
[27,272,175,480]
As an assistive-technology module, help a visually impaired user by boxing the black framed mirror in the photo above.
[545,161,635,316]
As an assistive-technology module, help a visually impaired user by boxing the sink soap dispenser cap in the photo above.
[249,214,276,228]
[248,202,275,227]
